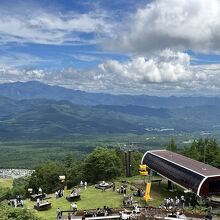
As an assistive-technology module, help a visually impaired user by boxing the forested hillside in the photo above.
[0,95,220,139]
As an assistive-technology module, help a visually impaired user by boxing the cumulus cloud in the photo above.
[1,0,220,96]
[99,50,204,83]
[109,0,220,54]
[0,54,220,96]
[97,50,220,95]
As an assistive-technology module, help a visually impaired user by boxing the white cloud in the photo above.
[99,50,200,83]
[97,50,220,95]
[0,53,43,68]
[110,0,220,54]
[0,51,219,96]
[0,7,114,45]
[1,55,220,96]
[1,0,220,96]
[72,54,100,62]
[25,69,45,79]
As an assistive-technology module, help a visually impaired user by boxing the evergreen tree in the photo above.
[166,138,177,152]
[183,138,220,168]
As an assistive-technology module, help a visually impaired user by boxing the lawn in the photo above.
[25,185,126,220]
[0,178,13,189]
[118,175,182,206]
[23,176,184,220]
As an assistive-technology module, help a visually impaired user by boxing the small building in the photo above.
[141,150,220,197]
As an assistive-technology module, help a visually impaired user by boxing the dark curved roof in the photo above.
[141,150,220,197]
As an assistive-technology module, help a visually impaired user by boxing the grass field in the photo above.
[22,176,183,220]
[119,175,182,207]
[0,178,13,189]
[25,185,126,220]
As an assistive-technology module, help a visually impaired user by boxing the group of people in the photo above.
[103,206,112,215]
[123,195,133,206]
[120,205,141,220]
[57,207,76,220]
[80,180,87,189]
[163,194,199,210]
[117,185,127,195]
[134,188,144,197]
[55,189,64,199]
[82,206,112,218]
[163,195,185,210]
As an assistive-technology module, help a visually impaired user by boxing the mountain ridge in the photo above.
[0,95,220,139]
[0,81,219,108]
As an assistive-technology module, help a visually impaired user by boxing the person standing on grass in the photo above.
[55,191,58,199]
[57,207,62,219]
[36,197,40,207]
[80,181,83,187]
[181,195,185,209]
[84,181,87,189]
[112,183,115,191]
[175,196,180,208]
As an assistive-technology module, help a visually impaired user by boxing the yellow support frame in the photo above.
[139,164,148,176]
[144,169,153,202]
[139,164,152,201]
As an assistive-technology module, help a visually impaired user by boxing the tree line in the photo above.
[4,139,220,200]
[166,138,220,168]
[1,139,220,219]
[2,147,142,199]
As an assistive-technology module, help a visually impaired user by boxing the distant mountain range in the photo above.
[0,81,219,108]
[0,90,220,139]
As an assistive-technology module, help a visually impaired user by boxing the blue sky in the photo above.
[0,0,220,96]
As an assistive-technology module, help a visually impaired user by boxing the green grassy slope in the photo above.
[23,176,185,220]
[25,186,125,220]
